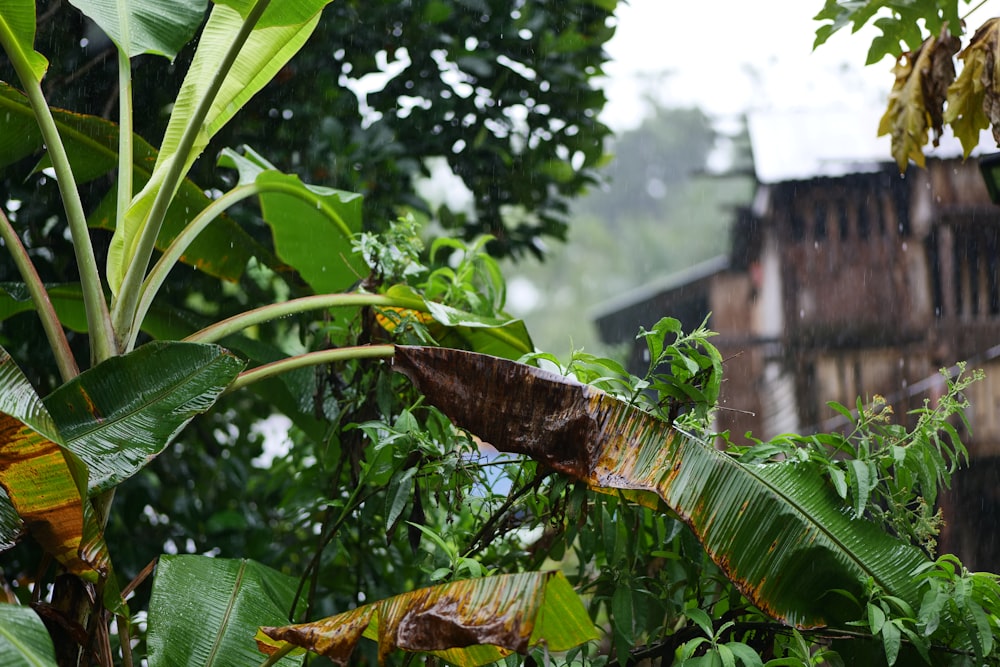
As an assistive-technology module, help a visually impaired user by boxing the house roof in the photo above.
[590,254,729,324]
[748,109,998,184]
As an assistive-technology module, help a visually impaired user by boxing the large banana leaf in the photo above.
[0,83,268,282]
[0,346,107,578]
[67,0,206,59]
[110,0,332,292]
[258,571,597,667]
[44,341,246,493]
[0,603,57,667]
[147,555,304,667]
[391,346,931,629]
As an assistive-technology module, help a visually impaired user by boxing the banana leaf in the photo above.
[147,555,304,667]
[391,345,931,629]
[0,346,107,578]
[257,571,597,667]
[0,603,57,667]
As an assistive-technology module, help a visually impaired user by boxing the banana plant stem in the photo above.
[184,293,426,344]
[226,345,395,394]
[127,184,260,350]
[130,177,360,349]
[115,49,133,243]
[112,0,273,347]
[14,75,116,363]
[0,208,79,381]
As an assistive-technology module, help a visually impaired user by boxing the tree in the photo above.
[2,1,1000,666]
[2,0,615,259]
[814,0,1000,169]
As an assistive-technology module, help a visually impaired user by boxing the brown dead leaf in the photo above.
[878,27,960,170]
[258,571,596,667]
[945,18,1000,155]
[925,28,961,145]
[391,345,931,629]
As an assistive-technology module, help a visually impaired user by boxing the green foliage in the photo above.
[813,0,964,64]
[2,1,1000,666]
[734,364,981,556]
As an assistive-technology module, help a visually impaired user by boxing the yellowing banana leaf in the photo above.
[0,346,106,578]
[391,346,931,629]
[257,571,597,667]
[44,341,246,493]
[0,82,271,283]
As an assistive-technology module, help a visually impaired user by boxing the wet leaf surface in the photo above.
[392,345,931,628]
[0,347,106,578]
[258,571,596,667]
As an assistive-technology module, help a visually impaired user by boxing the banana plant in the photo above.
[0,0,544,665]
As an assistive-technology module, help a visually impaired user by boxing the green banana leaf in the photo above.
[258,571,597,667]
[0,0,49,82]
[0,345,107,578]
[0,603,57,667]
[66,0,206,59]
[0,282,89,332]
[147,555,304,667]
[44,341,246,493]
[218,146,367,294]
[110,0,332,292]
[391,345,931,629]
[0,82,269,282]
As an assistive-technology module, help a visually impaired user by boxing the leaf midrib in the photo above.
[204,559,247,667]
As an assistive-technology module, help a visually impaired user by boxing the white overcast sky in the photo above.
[599,0,1000,131]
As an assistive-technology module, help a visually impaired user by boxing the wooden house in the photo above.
[593,112,1000,568]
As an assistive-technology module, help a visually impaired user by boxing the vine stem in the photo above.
[0,208,79,381]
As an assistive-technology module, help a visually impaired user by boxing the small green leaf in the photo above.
[867,602,886,635]
[385,467,416,533]
[881,619,901,666]
[685,607,715,639]
[611,585,634,644]
[725,641,763,667]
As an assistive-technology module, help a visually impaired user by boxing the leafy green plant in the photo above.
[3,1,1000,666]
[0,1,575,665]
